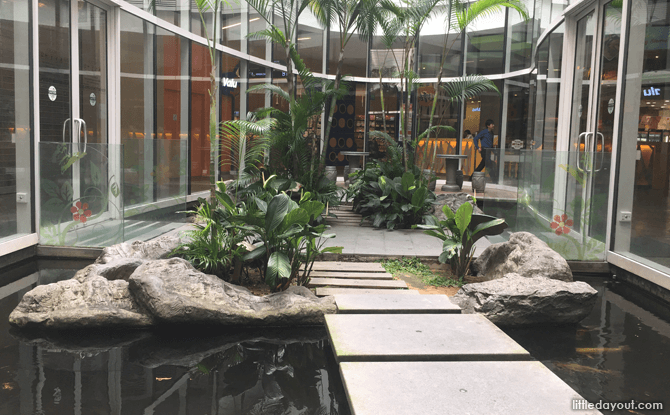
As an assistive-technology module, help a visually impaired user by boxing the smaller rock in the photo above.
[9,276,153,329]
[73,258,145,282]
[95,235,181,264]
[473,231,573,282]
[451,273,598,326]
[432,193,483,222]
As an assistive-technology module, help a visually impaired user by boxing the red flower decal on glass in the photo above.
[550,214,573,236]
[70,201,92,223]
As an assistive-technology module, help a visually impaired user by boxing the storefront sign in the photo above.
[511,139,524,150]
[90,93,96,107]
[472,107,481,112]
[643,87,661,96]
[221,77,238,88]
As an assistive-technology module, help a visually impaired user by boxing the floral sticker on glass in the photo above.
[550,214,573,235]
[70,201,92,223]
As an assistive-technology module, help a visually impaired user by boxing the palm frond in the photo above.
[455,0,528,32]
[441,74,500,103]
[247,27,288,47]
[245,0,276,25]
[248,83,291,103]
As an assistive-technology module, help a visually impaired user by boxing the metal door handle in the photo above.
[62,118,87,154]
[594,132,604,172]
[577,132,589,171]
[78,118,87,153]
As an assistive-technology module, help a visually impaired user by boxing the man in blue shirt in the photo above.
[473,119,497,181]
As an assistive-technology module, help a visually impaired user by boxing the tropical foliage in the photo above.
[417,201,506,280]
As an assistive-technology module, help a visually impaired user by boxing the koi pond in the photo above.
[1,261,670,415]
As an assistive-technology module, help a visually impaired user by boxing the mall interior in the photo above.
[2,0,670,297]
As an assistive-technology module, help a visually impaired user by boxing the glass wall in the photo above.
[220,52,242,179]
[465,9,506,75]
[508,0,536,71]
[155,0,188,28]
[328,27,368,77]
[297,11,323,73]
[120,12,154,206]
[248,9,267,59]
[221,4,242,51]
[0,0,32,242]
[191,43,213,193]
[614,0,670,271]
[418,8,463,78]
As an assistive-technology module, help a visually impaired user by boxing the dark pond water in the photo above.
[0,260,350,415]
[504,276,670,415]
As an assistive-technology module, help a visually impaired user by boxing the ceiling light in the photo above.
[647,102,651,104]
[297,37,311,41]
[249,17,260,22]
[222,22,241,30]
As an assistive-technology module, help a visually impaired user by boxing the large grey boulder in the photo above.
[472,231,573,282]
[95,235,181,264]
[432,193,483,221]
[9,276,154,329]
[73,258,145,282]
[128,258,336,326]
[451,273,598,326]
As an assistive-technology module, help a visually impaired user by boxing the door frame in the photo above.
[554,0,628,255]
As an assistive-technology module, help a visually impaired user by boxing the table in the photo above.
[436,154,469,192]
[339,151,370,169]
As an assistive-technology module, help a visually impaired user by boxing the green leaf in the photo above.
[301,200,324,219]
[60,180,73,202]
[265,194,290,233]
[42,179,60,199]
[438,251,452,264]
[322,246,343,254]
[411,186,428,208]
[401,172,415,192]
[254,196,268,213]
[242,245,266,261]
[472,218,506,237]
[455,203,473,235]
[266,251,291,287]
[401,204,412,212]
[216,192,235,210]
[442,204,455,220]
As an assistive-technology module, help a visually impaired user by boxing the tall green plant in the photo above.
[311,0,378,170]
[421,0,528,171]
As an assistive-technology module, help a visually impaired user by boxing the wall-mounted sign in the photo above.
[221,77,238,88]
[643,87,661,97]
[90,93,96,107]
[48,86,57,101]
[472,107,481,112]
[607,98,614,114]
[510,139,524,150]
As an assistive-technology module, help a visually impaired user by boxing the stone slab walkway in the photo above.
[333,293,460,314]
[340,361,602,415]
[316,287,418,296]
[308,271,393,280]
[325,314,531,362]
[308,278,407,289]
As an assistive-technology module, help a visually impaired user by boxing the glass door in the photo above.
[38,0,117,246]
[560,0,622,259]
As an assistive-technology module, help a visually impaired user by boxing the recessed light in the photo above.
[647,102,651,104]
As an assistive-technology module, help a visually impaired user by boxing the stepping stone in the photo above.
[334,294,461,314]
[340,361,601,415]
[325,314,530,362]
[308,278,407,289]
[316,288,418,296]
[307,262,386,272]
[308,271,393,280]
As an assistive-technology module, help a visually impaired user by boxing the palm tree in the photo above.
[311,0,379,170]
[421,0,529,171]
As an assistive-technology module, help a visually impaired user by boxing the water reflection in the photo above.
[504,277,670,415]
[0,263,350,415]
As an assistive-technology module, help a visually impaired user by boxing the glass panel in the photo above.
[78,1,107,145]
[367,82,400,160]
[370,37,406,78]
[272,13,287,66]
[513,150,611,261]
[219,52,241,180]
[220,5,241,50]
[568,11,595,151]
[297,10,323,73]
[465,9,505,75]
[0,0,33,241]
[508,0,535,71]
[191,42,212,193]
[39,142,123,247]
[328,28,367,77]
[418,9,461,78]
[156,28,188,200]
[248,9,266,59]
[190,1,214,39]
[120,12,155,207]
[39,0,71,143]
[247,63,269,112]
[462,80,503,179]
[613,0,670,272]
[155,0,188,28]
[414,84,460,173]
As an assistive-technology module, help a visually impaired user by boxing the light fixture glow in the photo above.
[223,17,260,30]
[297,37,311,41]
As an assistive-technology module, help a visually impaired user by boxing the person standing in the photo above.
[473,119,497,180]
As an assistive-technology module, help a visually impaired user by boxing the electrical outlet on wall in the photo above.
[620,211,632,222]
